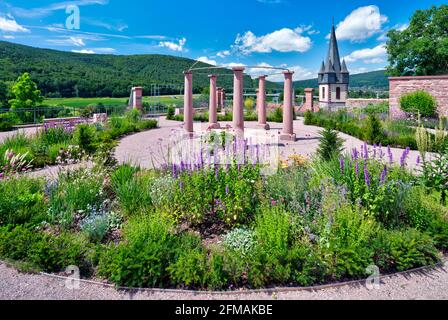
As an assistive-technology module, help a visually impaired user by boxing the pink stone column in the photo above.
[183,71,193,134]
[208,75,220,129]
[222,89,226,109]
[281,71,296,141]
[217,87,223,109]
[232,66,245,133]
[132,87,143,111]
[257,75,269,130]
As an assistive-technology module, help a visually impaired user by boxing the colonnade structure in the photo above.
[183,65,296,141]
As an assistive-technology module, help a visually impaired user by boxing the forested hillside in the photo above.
[0,41,261,98]
[294,70,389,90]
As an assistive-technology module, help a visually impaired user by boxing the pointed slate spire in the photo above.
[319,61,325,74]
[341,59,349,73]
[324,60,335,73]
[327,23,342,73]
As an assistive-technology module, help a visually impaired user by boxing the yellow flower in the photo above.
[288,154,309,167]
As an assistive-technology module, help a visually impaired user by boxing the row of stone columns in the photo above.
[183,67,296,141]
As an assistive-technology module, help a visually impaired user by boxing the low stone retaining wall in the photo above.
[346,98,388,109]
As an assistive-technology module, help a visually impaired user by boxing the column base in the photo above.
[208,123,221,129]
[280,133,297,142]
[182,131,195,139]
[257,123,270,130]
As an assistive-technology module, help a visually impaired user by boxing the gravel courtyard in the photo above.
[114,117,423,170]
[0,260,447,300]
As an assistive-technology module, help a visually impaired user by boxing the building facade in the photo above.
[318,24,349,110]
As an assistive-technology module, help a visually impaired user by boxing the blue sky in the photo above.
[0,0,445,81]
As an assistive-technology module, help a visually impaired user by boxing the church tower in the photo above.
[318,23,349,110]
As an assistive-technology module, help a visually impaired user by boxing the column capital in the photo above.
[184,70,192,75]
[258,75,268,80]
[232,66,245,72]
[208,74,217,79]
[283,70,295,76]
[304,88,315,93]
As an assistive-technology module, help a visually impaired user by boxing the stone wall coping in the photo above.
[389,75,448,81]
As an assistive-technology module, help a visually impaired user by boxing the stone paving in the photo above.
[115,117,424,170]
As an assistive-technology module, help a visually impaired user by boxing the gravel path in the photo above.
[0,260,447,300]
[115,117,424,170]
[0,127,41,144]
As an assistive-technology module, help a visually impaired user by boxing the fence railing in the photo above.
[1,103,210,125]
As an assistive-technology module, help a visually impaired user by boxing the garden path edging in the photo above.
[35,258,447,296]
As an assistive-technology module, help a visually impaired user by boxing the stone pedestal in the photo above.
[303,88,315,112]
[132,87,143,111]
[281,71,296,141]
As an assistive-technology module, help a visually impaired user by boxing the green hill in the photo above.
[293,70,389,90]
[0,41,269,98]
[0,41,388,98]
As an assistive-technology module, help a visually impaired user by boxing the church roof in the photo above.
[341,59,349,73]
[319,61,325,74]
[318,22,349,85]
[327,24,341,74]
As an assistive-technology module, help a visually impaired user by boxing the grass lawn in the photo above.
[43,95,190,108]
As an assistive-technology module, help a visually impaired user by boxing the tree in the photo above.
[0,81,8,108]
[386,5,448,76]
[317,128,344,161]
[8,73,43,110]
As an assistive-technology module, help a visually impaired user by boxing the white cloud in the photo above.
[11,0,109,18]
[196,56,217,66]
[0,16,29,32]
[234,27,312,55]
[217,50,230,58]
[2,35,15,39]
[47,36,86,47]
[377,23,408,41]
[71,47,115,54]
[72,49,95,54]
[159,37,186,52]
[344,44,387,64]
[83,18,128,32]
[244,63,313,82]
[335,5,388,42]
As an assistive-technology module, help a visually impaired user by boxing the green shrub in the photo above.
[0,112,17,132]
[364,114,383,144]
[304,110,313,125]
[47,169,105,227]
[136,119,157,130]
[111,165,153,215]
[316,128,344,161]
[0,225,91,273]
[125,109,142,123]
[167,234,208,288]
[97,214,178,287]
[267,107,283,123]
[40,127,73,146]
[172,164,262,226]
[223,227,256,257]
[73,124,97,154]
[166,106,175,120]
[374,229,439,272]
[328,206,379,278]
[0,177,46,226]
[400,90,437,117]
